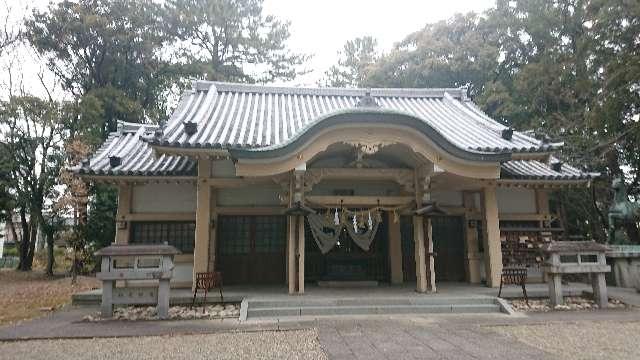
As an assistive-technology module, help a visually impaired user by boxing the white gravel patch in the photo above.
[491,321,640,360]
[509,296,627,312]
[83,304,240,321]
[0,329,327,360]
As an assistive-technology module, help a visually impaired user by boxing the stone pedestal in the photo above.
[548,274,563,307]
[591,273,608,308]
[101,279,114,317]
[543,241,611,309]
[157,279,170,319]
[96,244,179,319]
[606,245,640,289]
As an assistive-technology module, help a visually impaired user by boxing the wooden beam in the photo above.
[499,213,550,221]
[208,177,275,188]
[124,207,286,220]
[124,212,196,221]
[216,207,285,215]
[305,167,415,192]
[305,195,413,206]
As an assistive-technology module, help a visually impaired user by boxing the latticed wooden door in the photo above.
[216,215,287,285]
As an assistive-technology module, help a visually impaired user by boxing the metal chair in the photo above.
[498,267,529,306]
[191,271,223,311]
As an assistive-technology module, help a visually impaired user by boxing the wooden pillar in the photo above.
[287,215,297,294]
[114,183,132,245]
[208,190,217,272]
[298,215,305,294]
[482,186,502,288]
[535,189,550,215]
[414,216,427,293]
[193,159,211,289]
[413,164,434,293]
[388,212,403,284]
[463,191,482,284]
[425,217,435,292]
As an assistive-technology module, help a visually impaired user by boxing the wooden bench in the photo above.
[498,267,529,305]
[192,271,223,310]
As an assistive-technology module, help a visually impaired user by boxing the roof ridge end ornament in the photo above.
[356,89,380,108]
[183,121,197,136]
[459,84,470,101]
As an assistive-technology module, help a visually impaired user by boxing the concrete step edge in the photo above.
[247,304,501,318]
[247,297,497,308]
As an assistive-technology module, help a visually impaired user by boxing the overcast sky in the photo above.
[1,0,496,98]
[263,0,496,86]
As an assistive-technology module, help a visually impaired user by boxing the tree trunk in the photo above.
[46,232,54,277]
[26,222,37,268]
[17,209,31,271]
[591,186,608,242]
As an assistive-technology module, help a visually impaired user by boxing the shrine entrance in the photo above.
[305,214,389,283]
[402,215,466,282]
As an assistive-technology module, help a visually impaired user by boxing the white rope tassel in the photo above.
[334,208,340,225]
[353,213,358,233]
[367,211,373,230]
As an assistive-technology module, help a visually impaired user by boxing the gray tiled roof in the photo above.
[74,122,196,177]
[74,121,594,181]
[501,160,598,180]
[149,81,562,153]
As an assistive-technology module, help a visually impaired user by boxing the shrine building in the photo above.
[74,81,598,293]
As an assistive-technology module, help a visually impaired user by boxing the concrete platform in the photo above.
[71,282,594,319]
[73,281,591,305]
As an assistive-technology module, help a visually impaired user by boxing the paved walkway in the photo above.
[3,283,640,359]
[316,318,554,360]
[3,306,640,359]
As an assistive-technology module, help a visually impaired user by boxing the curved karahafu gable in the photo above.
[228,109,511,162]
[147,81,562,154]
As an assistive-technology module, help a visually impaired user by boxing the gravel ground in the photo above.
[0,329,327,360]
[510,296,627,312]
[490,320,640,360]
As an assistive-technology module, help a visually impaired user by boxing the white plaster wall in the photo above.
[211,159,236,177]
[131,183,197,213]
[431,191,463,206]
[217,185,282,206]
[496,188,537,214]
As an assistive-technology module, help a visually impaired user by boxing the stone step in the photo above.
[247,296,496,309]
[247,303,501,318]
